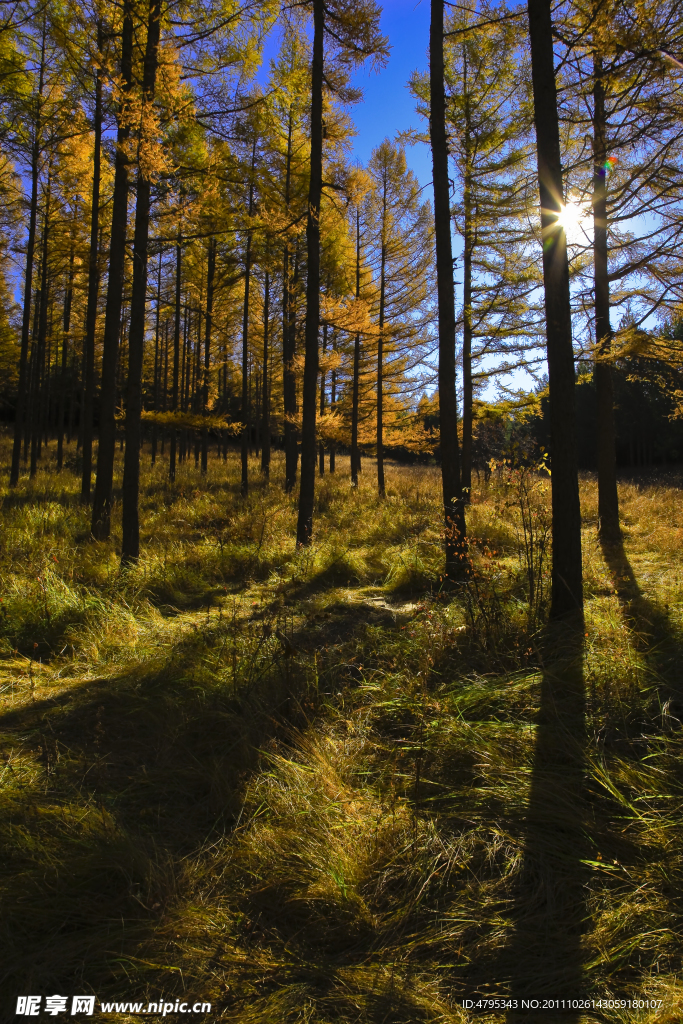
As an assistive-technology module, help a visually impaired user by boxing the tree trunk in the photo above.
[201,237,215,473]
[527,0,583,618]
[91,0,133,539]
[42,294,53,449]
[81,25,103,504]
[296,0,323,545]
[31,173,52,478]
[593,53,620,543]
[161,317,168,454]
[330,330,336,473]
[261,268,271,477]
[377,196,386,497]
[351,208,361,487]
[11,24,45,487]
[151,251,161,465]
[180,306,189,463]
[169,234,181,482]
[319,322,326,476]
[429,0,468,577]
[461,47,473,503]
[241,140,256,497]
[121,0,162,564]
[57,211,76,471]
[283,109,298,492]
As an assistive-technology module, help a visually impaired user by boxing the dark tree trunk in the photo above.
[283,110,298,493]
[201,237,215,474]
[31,175,52,478]
[377,200,386,497]
[151,251,161,465]
[296,0,323,545]
[81,25,103,504]
[57,211,76,471]
[11,24,45,487]
[181,304,189,413]
[121,0,162,564]
[91,0,133,539]
[67,350,77,445]
[351,209,361,487]
[42,295,53,448]
[527,0,583,618]
[161,317,168,454]
[169,234,182,482]
[261,269,271,477]
[319,322,326,476]
[241,140,256,497]
[330,330,336,473]
[593,53,620,543]
[429,0,467,577]
[180,306,189,463]
[461,51,473,502]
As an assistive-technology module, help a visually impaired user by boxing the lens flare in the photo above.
[556,201,591,244]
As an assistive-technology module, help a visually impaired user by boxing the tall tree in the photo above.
[241,137,257,497]
[429,0,467,577]
[366,140,434,498]
[296,0,387,545]
[169,232,182,483]
[592,48,620,543]
[201,235,216,474]
[350,205,362,486]
[261,266,271,477]
[10,18,47,486]
[80,21,103,504]
[57,205,77,470]
[527,0,583,618]
[442,4,538,500]
[92,0,133,539]
[30,166,52,478]
[296,0,324,544]
[558,0,683,542]
[121,0,162,563]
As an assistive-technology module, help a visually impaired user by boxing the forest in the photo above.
[1,0,683,1020]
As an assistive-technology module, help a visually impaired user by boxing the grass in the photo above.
[0,439,682,1022]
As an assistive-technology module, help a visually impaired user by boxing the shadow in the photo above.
[500,623,590,1022]
[0,617,316,1006]
[600,535,683,712]
[616,465,683,490]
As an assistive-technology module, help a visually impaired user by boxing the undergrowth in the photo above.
[0,440,681,1023]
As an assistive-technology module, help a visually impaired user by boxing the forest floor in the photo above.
[0,441,682,1023]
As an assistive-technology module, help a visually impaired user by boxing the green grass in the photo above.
[0,440,682,1022]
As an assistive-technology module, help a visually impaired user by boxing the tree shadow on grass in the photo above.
[0,619,315,1007]
[501,624,590,1023]
[600,535,683,713]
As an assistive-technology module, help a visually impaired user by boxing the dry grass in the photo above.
[0,441,681,1022]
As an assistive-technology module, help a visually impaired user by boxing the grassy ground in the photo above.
[0,440,682,1023]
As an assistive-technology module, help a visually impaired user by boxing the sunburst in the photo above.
[555,200,591,245]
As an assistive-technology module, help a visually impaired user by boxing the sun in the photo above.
[555,201,591,244]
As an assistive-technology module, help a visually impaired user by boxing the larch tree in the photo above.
[91,0,133,539]
[429,0,468,578]
[443,2,540,500]
[295,0,387,547]
[558,0,683,543]
[365,139,435,497]
[9,14,53,486]
[266,22,310,493]
[526,0,583,618]
[120,0,163,564]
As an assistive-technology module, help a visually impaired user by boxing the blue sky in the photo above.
[346,0,433,187]
[258,0,434,189]
[256,3,541,398]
